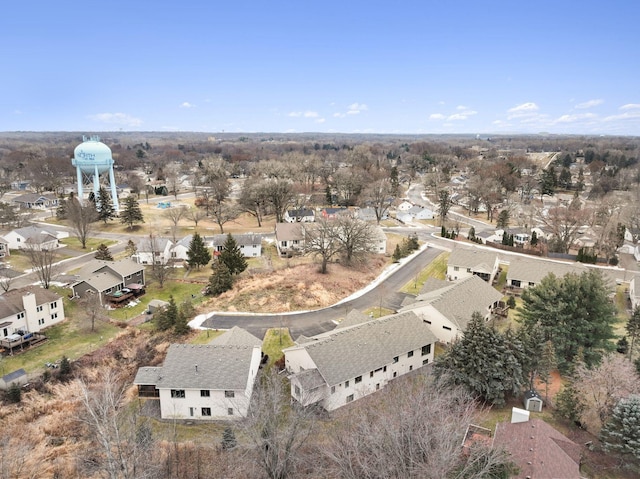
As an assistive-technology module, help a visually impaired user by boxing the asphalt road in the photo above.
[200,245,444,339]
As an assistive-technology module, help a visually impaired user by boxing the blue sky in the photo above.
[2,1,639,135]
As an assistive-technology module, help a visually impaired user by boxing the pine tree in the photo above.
[627,306,640,359]
[555,382,585,425]
[392,244,402,262]
[56,197,68,220]
[174,309,190,335]
[219,233,247,275]
[94,243,113,261]
[7,382,21,403]
[156,296,178,331]
[59,355,71,376]
[96,187,116,224]
[530,230,538,246]
[125,239,137,258]
[221,426,237,450]
[187,232,211,269]
[208,260,233,296]
[120,196,144,229]
[600,395,640,461]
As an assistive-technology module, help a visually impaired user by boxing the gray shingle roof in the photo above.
[288,311,437,387]
[403,275,503,330]
[448,246,498,273]
[137,237,172,252]
[293,368,326,390]
[334,310,371,330]
[506,257,587,285]
[77,259,144,281]
[209,233,263,247]
[73,271,122,292]
[419,277,449,295]
[209,326,262,347]
[275,222,305,241]
[2,368,27,383]
[136,343,259,390]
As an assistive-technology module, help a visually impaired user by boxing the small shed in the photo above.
[0,368,28,391]
[147,299,169,314]
[524,390,544,412]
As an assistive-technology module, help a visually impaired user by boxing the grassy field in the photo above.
[261,327,294,367]
[60,236,117,251]
[5,249,74,273]
[400,251,449,294]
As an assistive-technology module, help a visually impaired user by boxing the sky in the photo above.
[2,1,639,135]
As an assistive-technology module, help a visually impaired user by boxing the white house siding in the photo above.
[447,265,474,282]
[158,388,250,420]
[284,347,317,373]
[0,291,64,338]
[239,243,261,257]
[412,308,459,343]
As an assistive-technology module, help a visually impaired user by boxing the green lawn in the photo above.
[364,307,394,318]
[190,329,224,344]
[262,327,294,366]
[401,251,449,294]
[60,236,117,252]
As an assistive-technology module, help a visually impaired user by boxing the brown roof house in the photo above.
[133,326,262,420]
[493,410,582,479]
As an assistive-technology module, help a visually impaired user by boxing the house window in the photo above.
[294,385,301,396]
[393,356,399,363]
[346,394,354,403]
[423,359,429,365]
[171,252,177,258]
[16,312,25,320]
[227,408,234,415]
[331,386,336,394]
[105,288,112,294]
[393,372,397,378]
[529,282,535,287]
[453,266,459,271]
[50,301,57,309]
[201,407,211,417]
[408,351,414,358]
[36,305,43,312]
[443,326,452,331]
[51,313,58,320]
[200,390,210,397]
[512,280,521,288]
[369,371,374,378]
[125,274,132,280]
[383,366,387,372]
[409,365,413,371]
[467,268,472,273]
[345,380,350,388]
[38,318,45,325]
[355,376,362,384]
[376,383,380,390]
[170,390,185,398]
[225,390,235,398]
[189,407,195,417]
[422,344,431,356]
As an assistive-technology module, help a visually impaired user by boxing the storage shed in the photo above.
[0,368,27,391]
[523,390,544,412]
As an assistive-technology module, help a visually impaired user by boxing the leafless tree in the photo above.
[334,215,377,264]
[24,244,58,289]
[362,178,395,224]
[67,197,98,249]
[146,234,173,288]
[81,292,106,332]
[186,207,207,229]
[240,368,315,479]
[539,198,591,253]
[163,206,186,244]
[324,372,514,479]
[164,164,181,199]
[78,369,161,479]
[303,219,343,274]
[211,202,239,234]
[239,177,268,227]
[0,270,13,293]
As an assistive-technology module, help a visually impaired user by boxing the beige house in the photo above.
[71,259,145,303]
[0,286,65,339]
[446,246,500,283]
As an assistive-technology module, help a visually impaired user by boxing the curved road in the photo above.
[200,245,444,339]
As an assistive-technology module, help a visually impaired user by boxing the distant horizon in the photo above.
[3,2,639,135]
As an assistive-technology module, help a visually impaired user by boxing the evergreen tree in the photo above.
[221,426,238,451]
[627,306,640,359]
[530,230,538,246]
[434,312,524,406]
[120,196,144,229]
[555,381,585,425]
[125,239,137,258]
[96,187,116,224]
[7,382,21,403]
[219,233,247,275]
[617,336,629,355]
[186,232,211,269]
[59,355,71,376]
[392,244,402,262]
[156,296,178,331]
[208,260,233,296]
[56,197,68,220]
[600,395,640,461]
[94,243,114,261]
[517,270,616,370]
[174,309,190,335]
[496,209,510,229]
[468,226,475,241]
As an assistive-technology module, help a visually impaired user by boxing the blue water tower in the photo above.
[72,135,119,211]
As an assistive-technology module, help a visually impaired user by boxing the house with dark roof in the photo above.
[71,259,145,303]
[283,311,437,411]
[400,275,504,343]
[0,286,65,339]
[446,246,500,283]
[284,208,315,223]
[133,327,262,420]
[493,417,582,479]
[209,233,262,258]
[320,207,350,220]
[12,193,58,210]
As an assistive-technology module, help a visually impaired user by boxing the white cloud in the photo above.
[429,113,445,120]
[304,111,319,118]
[508,102,539,113]
[620,103,640,110]
[289,110,319,118]
[88,112,142,127]
[574,99,603,109]
[288,111,302,117]
[447,109,477,121]
[347,103,368,115]
[180,102,195,108]
[456,105,468,110]
[315,118,326,124]
[333,112,346,118]
[554,112,597,123]
[604,110,640,122]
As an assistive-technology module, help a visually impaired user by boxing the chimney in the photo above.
[511,407,530,424]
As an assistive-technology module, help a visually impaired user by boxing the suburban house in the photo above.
[505,257,588,290]
[629,275,640,310]
[283,311,437,411]
[407,205,434,220]
[3,225,68,251]
[0,286,65,339]
[493,415,581,479]
[283,208,315,223]
[275,223,305,256]
[370,226,387,254]
[210,233,262,258]
[133,326,262,420]
[400,275,504,343]
[134,237,174,265]
[396,200,414,211]
[71,259,145,303]
[357,207,388,222]
[12,193,58,210]
[320,207,349,220]
[446,246,500,283]
[171,235,193,262]
[0,237,9,258]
